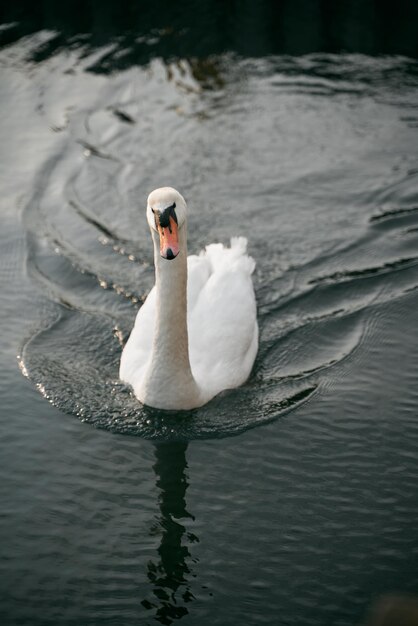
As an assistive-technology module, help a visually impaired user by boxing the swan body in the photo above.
[119,187,258,410]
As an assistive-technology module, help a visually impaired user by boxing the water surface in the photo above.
[1,14,418,626]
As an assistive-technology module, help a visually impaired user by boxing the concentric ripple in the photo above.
[19,53,418,440]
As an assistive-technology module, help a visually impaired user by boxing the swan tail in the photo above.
[230,236,248,253]
[202,236,255,275]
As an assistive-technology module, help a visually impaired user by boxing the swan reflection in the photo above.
[142,442,197,624]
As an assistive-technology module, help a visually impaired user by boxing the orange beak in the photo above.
[157,215,180,260]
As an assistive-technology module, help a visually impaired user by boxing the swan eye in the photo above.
[170,203,178,224]
[155,203,178,228]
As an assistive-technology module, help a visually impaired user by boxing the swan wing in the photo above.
[119,286,156,386]
[188,237,258,396]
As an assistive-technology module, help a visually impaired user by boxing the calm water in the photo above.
[1,4,418,625]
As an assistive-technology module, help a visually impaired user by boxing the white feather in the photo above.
[120,188,258,409]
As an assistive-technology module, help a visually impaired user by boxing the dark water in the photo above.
[1,3,418,625]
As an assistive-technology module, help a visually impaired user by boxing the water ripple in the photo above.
[17,52,418,446]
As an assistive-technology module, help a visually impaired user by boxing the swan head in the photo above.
[147,187,187,260]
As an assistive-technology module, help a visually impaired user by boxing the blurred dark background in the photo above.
[1,0,417,72]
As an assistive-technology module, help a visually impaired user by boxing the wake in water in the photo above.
[19,54,418,439]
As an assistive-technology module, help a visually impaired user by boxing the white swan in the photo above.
[119,187,258,410]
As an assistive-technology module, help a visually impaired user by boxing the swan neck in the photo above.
[145,227,201,409]
[154,228,189,363]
